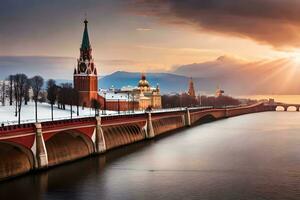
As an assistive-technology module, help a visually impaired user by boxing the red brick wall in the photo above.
[74,75,98,107]
[105,101,139,111]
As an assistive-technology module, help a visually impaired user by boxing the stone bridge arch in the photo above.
[276,105,300,111]
[193,114,217,125]
[287,106,297,111]
[45,130,94,167]
[190,109,225,125]
[0,141,35,180]
[275,105,285,111]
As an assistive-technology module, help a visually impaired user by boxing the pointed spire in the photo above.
[188,77,196,98]
[141,72,146,80]
[81,18,91,50]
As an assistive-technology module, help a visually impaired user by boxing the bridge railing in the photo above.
[41,117,96,129]
[0,122,35,135]
[0,103,266,132]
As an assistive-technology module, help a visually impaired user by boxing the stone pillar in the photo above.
[146,112,155,139]
[184,107,191,126]
[34,123,48,169]
[95,116,106,153]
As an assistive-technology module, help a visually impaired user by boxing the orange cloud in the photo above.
[128,0,300,49]
[136,28,152,31]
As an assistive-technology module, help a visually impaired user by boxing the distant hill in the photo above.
[173,56,300,95]
[99,71,217,94]
[0,56,75,80]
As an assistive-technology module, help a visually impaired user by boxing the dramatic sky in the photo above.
[1,0,300,81]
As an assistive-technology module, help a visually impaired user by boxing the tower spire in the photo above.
[81,18,91,50]
[188,77,196,98]
[80,18,92,61]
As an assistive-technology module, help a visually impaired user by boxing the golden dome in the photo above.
[138,73,150,88]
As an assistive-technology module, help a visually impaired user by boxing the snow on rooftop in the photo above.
[98,90,135,101]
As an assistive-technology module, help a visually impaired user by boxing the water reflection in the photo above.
[0,112,299,200]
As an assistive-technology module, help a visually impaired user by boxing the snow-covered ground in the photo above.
[0,102,134,126]
[0,101,212,126]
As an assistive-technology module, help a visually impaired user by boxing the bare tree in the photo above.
[57,83,72,110]
[91,99,100,116]
[39,91,47,103]
[72,88,80,116]
[47,79,57,121]
[31,76,44,122]
[24,79,31,105]
[65,84,74,119]
[13,75,18,116]
[13,74,28,124]
[0,80,6,106]
[2,81,6,106]
[8,75,14,106]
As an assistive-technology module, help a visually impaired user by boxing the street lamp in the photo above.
[118,98,120,114]
[199,92,202,107]
[127,91,130,114]
[179,92,182,108]
[132,92,135,113]
[104,92,107,115]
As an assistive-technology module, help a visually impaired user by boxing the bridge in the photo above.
[273,103,300,111]
[0,103,275,181]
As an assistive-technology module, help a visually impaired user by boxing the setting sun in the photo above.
[290,52,300,65]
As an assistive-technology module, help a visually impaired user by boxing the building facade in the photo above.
[134,73,161,109]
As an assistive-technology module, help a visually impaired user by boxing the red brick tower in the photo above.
[73,19,98,107]
[188,77,196,99]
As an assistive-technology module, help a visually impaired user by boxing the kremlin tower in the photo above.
[188,77,196,99]
[73,19,99,107]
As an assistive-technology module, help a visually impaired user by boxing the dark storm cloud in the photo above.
[129,0,300,48]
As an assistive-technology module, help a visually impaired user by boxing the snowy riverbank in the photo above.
[0,102,120,125]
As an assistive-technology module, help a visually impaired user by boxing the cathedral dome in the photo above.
[138,74,150,88]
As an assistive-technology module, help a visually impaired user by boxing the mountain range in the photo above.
[1,55,300,95]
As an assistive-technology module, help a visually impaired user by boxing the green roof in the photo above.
[81,19,91,50]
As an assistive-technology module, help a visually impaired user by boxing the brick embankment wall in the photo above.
[0,143,32,180]
[152,116,185,136]
[46,133,94,167]
[103,123,145,150]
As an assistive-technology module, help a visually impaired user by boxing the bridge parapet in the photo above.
[0,123,35,135]
[101,113,146,126]
[41,117,96,129]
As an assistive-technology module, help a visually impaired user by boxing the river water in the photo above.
[0,111,299,200]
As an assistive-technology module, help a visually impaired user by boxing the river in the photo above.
[0,111,299,200]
